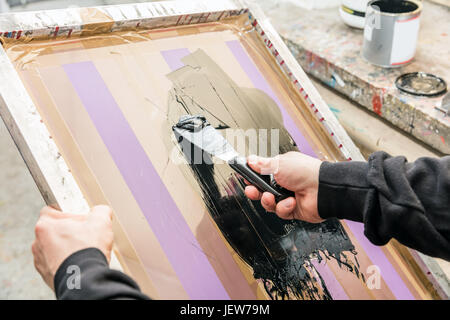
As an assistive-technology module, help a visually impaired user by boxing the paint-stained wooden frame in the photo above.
[0,0,447,298]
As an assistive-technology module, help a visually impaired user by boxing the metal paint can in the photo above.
[362,0,422,68]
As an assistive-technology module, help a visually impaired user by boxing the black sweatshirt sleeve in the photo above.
[54,248,150,300]
[318,151,450,261]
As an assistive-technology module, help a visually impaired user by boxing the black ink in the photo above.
[167,49,362,300]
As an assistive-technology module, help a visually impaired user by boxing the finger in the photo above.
[245,185,262,200]
[243,178,251,185]
[31,241,44,273]
[34,218,49,238]
[261,192,276,212]
[275,197,296,220]
[89,205,113,222]
[31,240,40,257]
[247,155,277,175]
[39,206,85,220]
[39,205,62,218]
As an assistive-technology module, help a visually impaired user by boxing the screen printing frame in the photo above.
[0,0,447,299]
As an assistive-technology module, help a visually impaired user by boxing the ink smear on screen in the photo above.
[166,50,363,299]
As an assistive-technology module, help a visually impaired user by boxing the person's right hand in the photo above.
[244,151,324,223]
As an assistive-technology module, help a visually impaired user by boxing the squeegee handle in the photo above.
[229,156,296,202]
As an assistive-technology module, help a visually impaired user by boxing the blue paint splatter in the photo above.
[329,106,341,118]
[328,78,336,88]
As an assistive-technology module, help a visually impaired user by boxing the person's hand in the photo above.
[244,151,324,223]
[32,205,114,290]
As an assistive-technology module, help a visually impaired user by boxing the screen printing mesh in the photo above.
[2,15,433,299]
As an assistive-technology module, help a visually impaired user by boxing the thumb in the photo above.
[247,155,278,175]
[88,205,113,223]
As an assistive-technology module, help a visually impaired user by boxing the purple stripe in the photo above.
[225,40,414,300]
[161,48,191,70]
[63,61,229,300]
[345,221,414,299]
[311,260,349,300]
[226,40,316,158]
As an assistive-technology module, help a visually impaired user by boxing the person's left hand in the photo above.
[32,205,114,290]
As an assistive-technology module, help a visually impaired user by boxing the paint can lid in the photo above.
[395,72,447,97]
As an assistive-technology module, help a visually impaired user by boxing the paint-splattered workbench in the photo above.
[258,0,450,154]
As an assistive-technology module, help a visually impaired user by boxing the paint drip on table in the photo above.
[164,49,363,300]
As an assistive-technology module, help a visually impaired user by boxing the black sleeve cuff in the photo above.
[318,161,371,222]
[54,248,108,299]
[54,247,150,300]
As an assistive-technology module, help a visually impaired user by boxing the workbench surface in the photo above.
[259,0,449,154]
